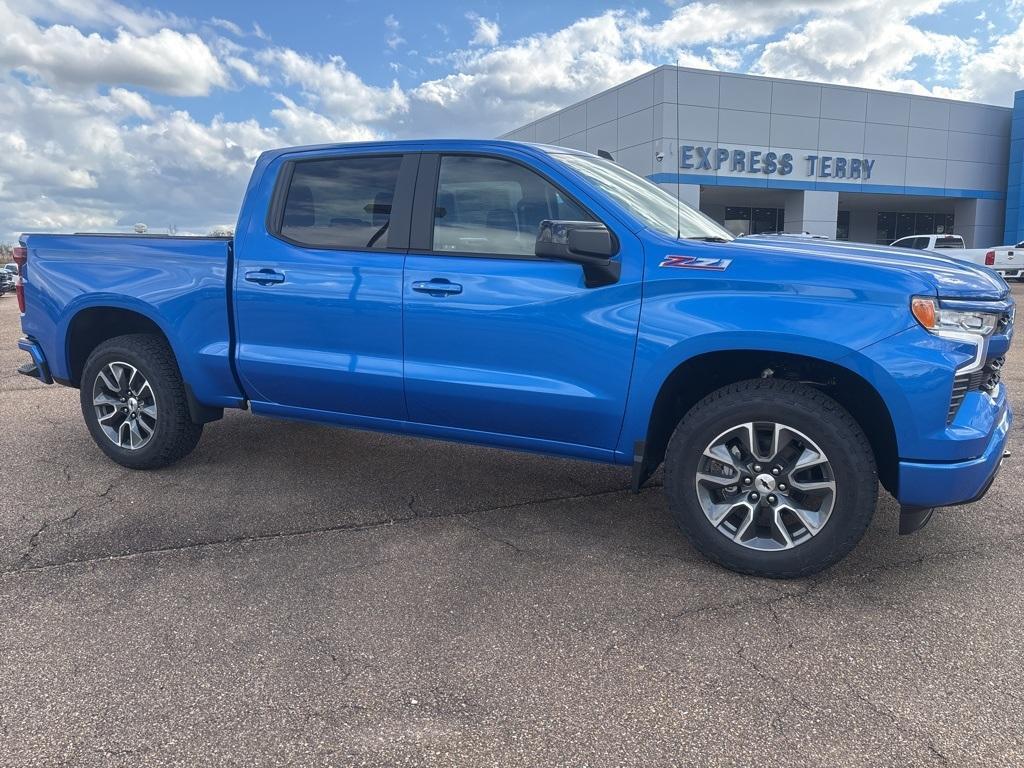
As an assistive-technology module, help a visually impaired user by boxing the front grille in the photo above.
[947,355,1005,424]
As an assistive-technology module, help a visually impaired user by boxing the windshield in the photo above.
[554,152,733,241]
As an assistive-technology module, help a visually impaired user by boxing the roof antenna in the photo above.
[675,57,681,241]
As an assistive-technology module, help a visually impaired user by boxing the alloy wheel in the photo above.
[694,421,836,550]
[92,361,158,450]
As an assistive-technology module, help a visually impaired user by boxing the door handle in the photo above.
[412,279,462,296]
[245,269,285,286]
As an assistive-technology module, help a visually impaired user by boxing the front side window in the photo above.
[280,155,402,249]
[555,152,733,241]
[431,155,591,256]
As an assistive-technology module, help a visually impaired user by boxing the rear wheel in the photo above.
[80,334,202,469]
[664,379,877,578]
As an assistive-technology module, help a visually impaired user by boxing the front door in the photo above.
[401,151,642,454]
[234,151,416,420]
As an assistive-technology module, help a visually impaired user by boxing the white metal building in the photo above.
[501,66,1012,248]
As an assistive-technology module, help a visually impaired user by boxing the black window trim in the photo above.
[266,151,419,253]
[409,150,618,262]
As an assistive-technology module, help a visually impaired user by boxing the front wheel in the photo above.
[664,379,878,578]
[80,334,203,469]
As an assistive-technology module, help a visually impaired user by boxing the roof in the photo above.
[257,139,596,164]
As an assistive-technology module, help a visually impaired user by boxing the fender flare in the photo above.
[617,330,910,473]
[60,294,178,378]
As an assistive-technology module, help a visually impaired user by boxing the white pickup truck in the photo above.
[890,234,1023,280]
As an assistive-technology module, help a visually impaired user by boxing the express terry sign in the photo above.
[680,145,876,180]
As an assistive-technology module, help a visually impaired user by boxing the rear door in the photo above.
[401,151,643,455]
[233,150,417,420]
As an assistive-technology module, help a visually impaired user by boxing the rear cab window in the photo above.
[277,155,404,250]
[933,236,965,249]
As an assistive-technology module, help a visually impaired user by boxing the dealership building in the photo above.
[501,66,1021,248]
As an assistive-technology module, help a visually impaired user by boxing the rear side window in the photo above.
[934,236,965,249]
[280,155,403,249]
[432,155,591,256]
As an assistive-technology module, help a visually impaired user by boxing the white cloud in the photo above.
[226,56,268,86]
[409,12,652,135]
[637,0,955,48]
[209,17,244,37]
[468,13,501,47]
[258,48,408,122]
[105,87,155,119]
[707,46,742,70]
[8,0,185,35]
[385,14,405,50]
[944,18,1024,104]
[0,4,229,96]
[269,96,382,145]
[754,17,963,93]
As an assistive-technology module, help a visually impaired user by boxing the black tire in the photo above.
[80,334,203,469]
[664,379,877,578]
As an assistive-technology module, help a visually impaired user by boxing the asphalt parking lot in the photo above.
[1,286,1022,767]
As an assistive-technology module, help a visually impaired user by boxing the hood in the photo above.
[736,236,1010,300]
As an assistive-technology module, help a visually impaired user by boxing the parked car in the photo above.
[0,267,13,295]
[14,140,1014,578]
[891,233,1022,280]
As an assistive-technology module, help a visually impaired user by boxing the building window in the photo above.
[723,206,784,237]
[836,211,850,241]
[876,211,954,245]
[877,212,897,244]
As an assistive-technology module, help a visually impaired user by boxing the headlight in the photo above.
[911,297,999,337]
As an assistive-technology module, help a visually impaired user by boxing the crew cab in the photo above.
[14,140,1015,578]
[891,233,1022,280]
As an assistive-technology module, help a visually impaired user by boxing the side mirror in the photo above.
[535,220,621,288]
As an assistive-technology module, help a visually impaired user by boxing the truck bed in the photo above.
[940,244,1022,279]
[19,233,244,408]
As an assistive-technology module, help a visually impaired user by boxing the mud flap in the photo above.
[630,440,654,493]
[899,505,934,535]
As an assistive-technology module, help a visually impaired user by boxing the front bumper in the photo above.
[17,337,52,384]
[897,398,1012,509]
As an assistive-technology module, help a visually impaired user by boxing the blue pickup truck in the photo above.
[14,140,1015,577]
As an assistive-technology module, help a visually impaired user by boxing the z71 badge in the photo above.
[659,254,733,271]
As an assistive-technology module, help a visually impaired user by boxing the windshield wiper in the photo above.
[683,235,730,243]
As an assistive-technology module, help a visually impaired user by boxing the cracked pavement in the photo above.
[0,287,1022,767]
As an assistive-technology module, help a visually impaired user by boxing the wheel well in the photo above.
[644,350,899,494]
[66,307,167,387]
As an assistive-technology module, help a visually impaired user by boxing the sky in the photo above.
[1,0,1023,239]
